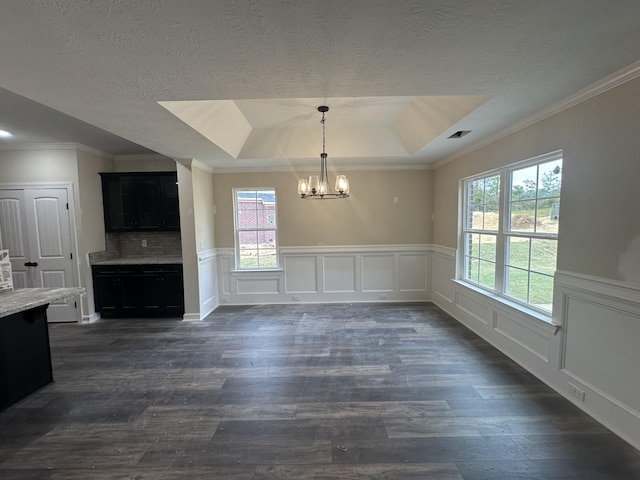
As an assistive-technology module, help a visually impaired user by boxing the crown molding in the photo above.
[0,142,113,159]
[210,163,433,174]
[172,158,216,173]
[434,60,640,169]
[114,153,170,162]
[192,158,215,173]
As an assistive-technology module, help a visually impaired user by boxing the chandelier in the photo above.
[297,106,350,199]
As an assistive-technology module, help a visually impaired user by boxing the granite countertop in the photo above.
[91,256,183,265]
[0,287,85,319]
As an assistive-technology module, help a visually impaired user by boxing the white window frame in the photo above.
[233,188,279,270]
[458,150,562,316]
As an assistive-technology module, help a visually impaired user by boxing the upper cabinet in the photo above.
[100,172,180,232]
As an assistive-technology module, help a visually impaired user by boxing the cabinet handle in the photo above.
[24,261,38,267]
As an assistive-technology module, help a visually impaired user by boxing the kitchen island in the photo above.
[0,287,84,412]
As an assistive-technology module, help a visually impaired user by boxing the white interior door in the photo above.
[0,187,79,322]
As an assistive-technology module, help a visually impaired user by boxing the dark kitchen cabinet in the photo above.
[93,266,141,315]
[100,172,180,232]
[0,305,53,412]
[140,265,184,317]
[93,264,184,318]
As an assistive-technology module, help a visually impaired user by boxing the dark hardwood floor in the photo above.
[1,302,639,479]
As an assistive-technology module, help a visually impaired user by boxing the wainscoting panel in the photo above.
[455,289,491,327]
[494,310,551,363]
[284,256,317,294]
[197,249,218,319]
[236,277,280,295]
[216,245,431,305]
[361,254,395,292]
[398,253,427,292]
[431,248,455,306]
[219,255,232,297]
[562,288,640,419]
[323,255,356,293]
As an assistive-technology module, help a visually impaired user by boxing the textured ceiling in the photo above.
[1,1,640,168]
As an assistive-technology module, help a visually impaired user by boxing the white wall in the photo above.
[432,74,640,450]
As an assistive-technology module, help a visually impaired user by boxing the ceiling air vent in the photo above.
[448,130,471,139]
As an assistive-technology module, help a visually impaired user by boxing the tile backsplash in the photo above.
[105,232,182,257]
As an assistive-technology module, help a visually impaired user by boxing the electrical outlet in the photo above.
[568,383,586,402]
[141,239,147,247]
[378,293,387,300]
[292,295,301,301]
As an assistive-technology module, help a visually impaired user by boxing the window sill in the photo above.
[452,279,561,334]
[230,268,284,276]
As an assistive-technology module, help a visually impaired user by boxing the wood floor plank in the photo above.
[0,302,638,479]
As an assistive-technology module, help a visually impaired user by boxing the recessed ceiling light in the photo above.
[0,130,13,138]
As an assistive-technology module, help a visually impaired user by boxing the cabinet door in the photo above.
[162,272,184,315]
[141,274,163,311]
[102,176,138,230]
[94,276,122,312]
[159,175,180,230]
[121,275,142,313]
[134,177,161,230]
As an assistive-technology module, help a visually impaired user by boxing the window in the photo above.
[233,188,278,269]
[461,152,562,313]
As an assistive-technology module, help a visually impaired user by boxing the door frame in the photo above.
[0,182,81,323]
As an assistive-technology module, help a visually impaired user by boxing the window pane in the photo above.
[258,230,277,248]
[484,175,500,204]
[536,199,559,234]
[538,160,562,198]
[466,233,479,259]
[506,267,529,302]
[238,230,257,248]
[256,190,276,228]
[237,192,258,229]
[478,260,496,289]
[466,257,479,283]
[470,204,483,229]
[529,272,554,311]
[258,249,277,268]
[530,239,557,275]
[239,251,257,268]
[468,179,484,205]
[510,200,536,232]
[484,205,499,230]
[511,165,538,201]
[479,234,496,261]
[507,237,530,269]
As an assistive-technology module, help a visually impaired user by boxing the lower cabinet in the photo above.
[0,305,53,412]
[93,264,184,318]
